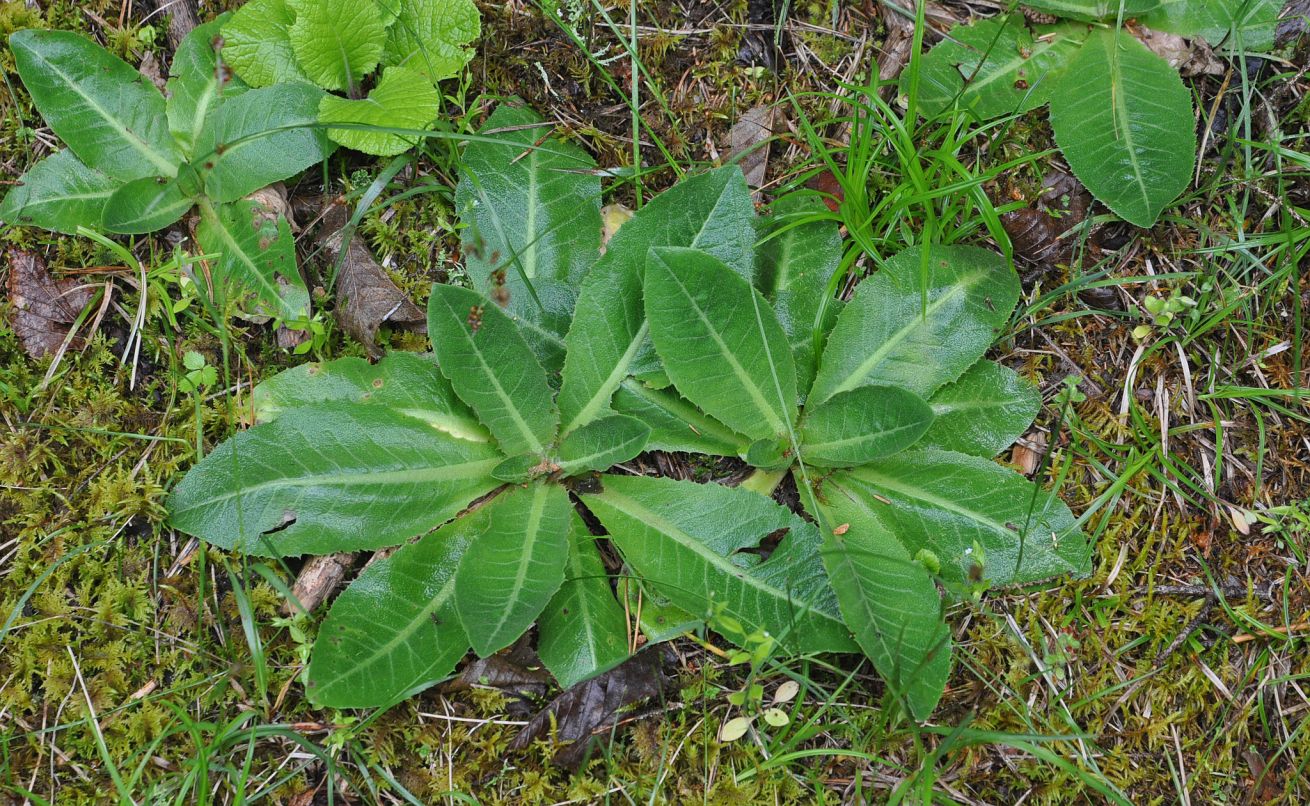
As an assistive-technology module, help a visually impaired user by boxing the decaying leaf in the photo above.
[727,105,775,191]
[315,200,425,357]
[510,648,671,770]
[1002,170,1093,268]
[5,248,96,359]
[599,203,633,254]
[1136,28,1223,76]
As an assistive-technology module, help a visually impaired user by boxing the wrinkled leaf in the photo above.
[5,249,96,359]
[556,415,650,476]
[0,149,118,235]
[287,0,385,91]
[167,403,501,556]
[799,385,934,468]
[10,29,178,181]
[221,0,311,88]
[195,198,310,320]
[319,66,440,156]
[920,360,1040,457]
[382,0,481,83]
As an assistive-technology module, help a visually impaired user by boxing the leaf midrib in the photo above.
[482,485,551,642]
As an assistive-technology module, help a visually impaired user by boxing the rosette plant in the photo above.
[168,105,1091,718]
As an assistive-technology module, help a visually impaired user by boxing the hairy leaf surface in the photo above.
[556,415,650,476]
[610,379,748,457]
[920,360,1039,457]
[799,385,934,467]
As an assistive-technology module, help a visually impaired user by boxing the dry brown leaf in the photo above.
[1011,432,1047,476]
[5,249,96,359]
[727,106,775,191]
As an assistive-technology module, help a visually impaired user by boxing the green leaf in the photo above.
[799,386,934,468]
[1048,28,1195,228]
[455,483,571,656]
[0,149,118,235]
[582,475,857,654]
[195,82,336,204]
[556,165,756,435]
[456,104,601,368]
[382,0,481,83]
[102,174,195,234]
[1020,0,1160,21]
[911,15,1087,119]
[287,0,386,91]
[920,360,1040,457]
[1142,0,1280,51]
[557,415,650,476]
[819,448,1091,591]
[195,199,310,320]
[251,351,488,442]
[808,482,951,721]
[618,576,700,644]
[319,66,440,156]
[221,0,312,88]
[645,247,797,443]
[537,513,631,688]
[167,403,502,556]
[611,379,749,457]
[308,511,476,707]
[809,245,1018,404]
[9,29,177,181]
[167,14,250,156]
[427,284,559,455]
[756,195,843,393]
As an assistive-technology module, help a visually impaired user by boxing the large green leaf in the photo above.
[911,15,1087,119]
[319,66,440,156]
[1049,28,1195,228]
[556,415,650,476]
[221,0,311,88]
[809,245,1018,405]
[307,511,475,707]
[9,29,177,181]
[167,14,250,156]
[645,247,797,444]
[427,284,559,455]
[287,0,386,91]
[556,166,756,435]
[382,0,481,83]
[455,483,570,656]
[102,174,196,234]
[251,351,487,442]
[582,475,856,654]
[820,448,1090,591]
[538,515,631,688]
[756,195,843,393]
[799,386,934,468]
[167,403,502,556]
[611,379,749,457]
[920,360,1039,458]
[1142,0,1279,51]
[809,485,951,721]
[195,82,336,204]
[1020,0,1160,21]
[195,199,310,320]
[0,149,118,235]
[456,105,601,368]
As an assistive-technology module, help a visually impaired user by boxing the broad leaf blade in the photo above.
[1049,28,1195,228]
[251,351,488,442]
[427,284,559,455]
[10,29,177,181]
[319,66,440,156]
[456,104,601,368]
[195,199,310,320]
[582,475,856,654]
[196,83,336,204]
[920,360,1039,457]
[103,174,195,234]
[556,415,650,476]
[167,403,502,556]
[809,245,1018,404]
[537,513,631,688]
[808,485,951,721]
[556,165,755,435]
[221,0,311,88]
[308,511,476,707]
[799,385,934,468]
[1142,0,1279,51]
[287,0,386,91]
[455,483,571,656]
[167,14,250,156]
[0,149,118,235]
[645,247,797,443]
[611,379,749,457]
[820,448,1091,591]
[912,15,1087,119]
[382,0,481,83]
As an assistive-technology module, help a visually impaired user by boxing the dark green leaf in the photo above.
[557,415,650,476]
[920,360,1039,457]
[167,14,249,156]
[0,149,118,235]
[799,385,934,468]
[103,174,195,234]
[610,379,749,457]
[1142,0,1279,51]
[195,199,310,320]
[1020,0,1160,21]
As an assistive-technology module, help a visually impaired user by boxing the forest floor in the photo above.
[1,0,1309,803]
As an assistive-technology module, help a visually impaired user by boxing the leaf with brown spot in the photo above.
[5,249,96,359]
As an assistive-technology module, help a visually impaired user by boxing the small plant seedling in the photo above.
[908,1,1280,227]
[167,105,1090,720]
[0,16,334,319]
[178,351,217,393]
[220,0,480,156]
